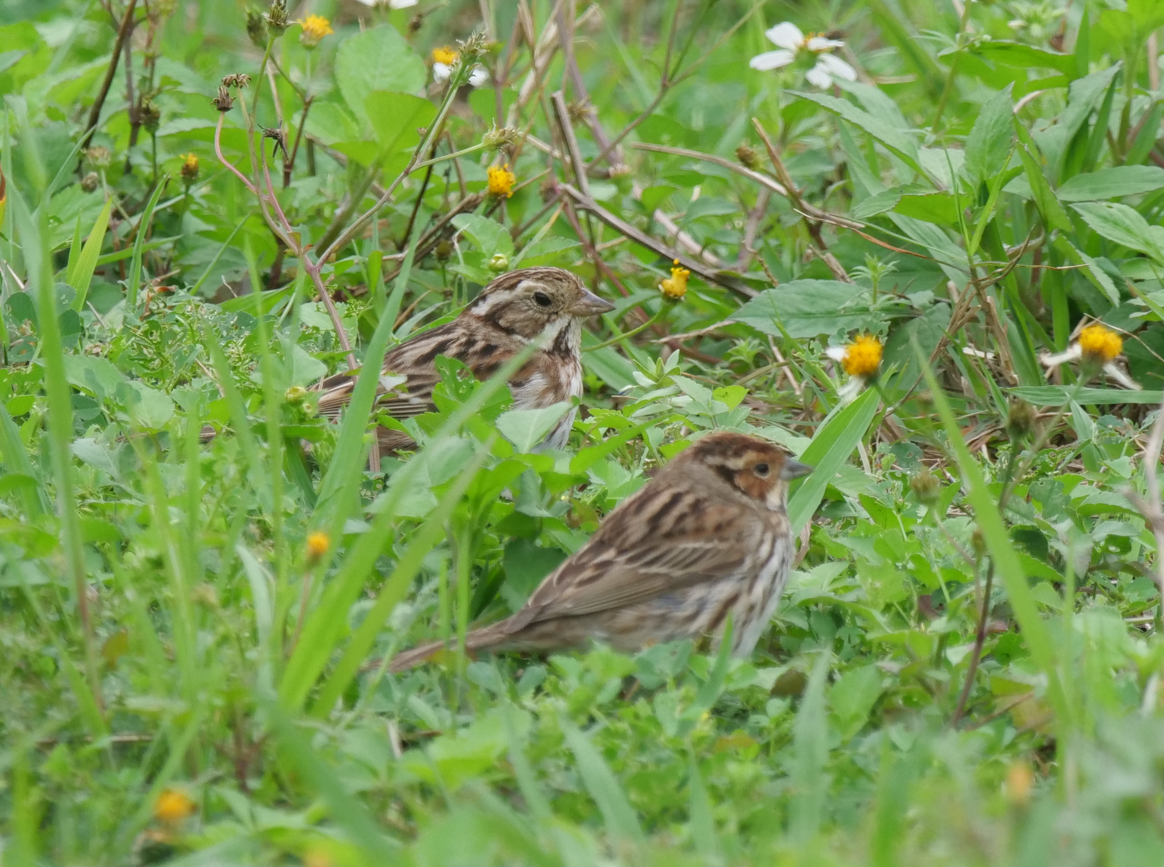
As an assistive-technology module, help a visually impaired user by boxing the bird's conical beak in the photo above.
[781,460,813,480]
[569,288,615,316]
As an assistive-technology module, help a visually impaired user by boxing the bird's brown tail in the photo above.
[388,620,512,673]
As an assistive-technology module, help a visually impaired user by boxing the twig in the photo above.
[559,181,756,299]
[80,0,139,156]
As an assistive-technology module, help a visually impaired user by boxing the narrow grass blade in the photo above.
[67,196,112,311]
[789,652,831,846]
[687,753,717,860]
[0,402,48,517]
[126,180,167,309]
[788,387,880,533]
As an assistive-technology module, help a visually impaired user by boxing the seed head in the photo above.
[488,252,510,272]
[285,386,307,404]
[483,123,520,154]
[909,468,940,506]
[245,7,267,46]
[81,172,100,193]
[736,143,761,170]
[138,98,161,132]
[264,0,289,34]
[1005,397,1036,441]
[86,146,112,169]
[213,85,234,112]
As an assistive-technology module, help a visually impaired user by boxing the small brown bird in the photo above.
[389,431,812,671]
[316,267,614,453]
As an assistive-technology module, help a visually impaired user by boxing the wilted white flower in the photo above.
[749,22,857,89]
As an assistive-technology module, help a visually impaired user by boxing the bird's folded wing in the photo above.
[506,497,752,631]
[315,368,439,421]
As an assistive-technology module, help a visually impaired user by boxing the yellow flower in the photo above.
[432,46,459,66]
[828,334,883,379]
[306,531,330,562]
[1005,760,1034,806]
[179,153,199,182]
[154,789,196,824]
[487,163,516,198]
[1077,323,1122,364]
[1041,321,1139,390]
[826,334,883,404]
[659,259,690,300]
[298,14,333,49]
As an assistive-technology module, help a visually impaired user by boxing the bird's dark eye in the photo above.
[533,291,553,308]
[754,462,770,477]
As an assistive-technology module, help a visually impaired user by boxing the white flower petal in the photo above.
[805,63,834,88]
[825,346,848,362]
[352,0,378,5]
[765,22,804,50]
[805,36,845,51]
[816,53,857,81]
[468,66,489,87]
[1040,345,1082,367]
[433,62,451,81]
[1103,362,1141,390]
[749,49,796,71]
[390,0,419,6]
[837,376,864,405]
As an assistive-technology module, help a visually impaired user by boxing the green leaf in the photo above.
[734,280,871,339]
[1013,122,1073,233]
[964,85,1014,189]
[451,213,515,258]
[830,664,882,741]
[560,716,645,844]
[787,388,881,533]
[334,25,426,126]
[365,91,436,161]
[1071,201,1164,264]
[789,653,831,845]
[1053,237,1121,306]
[495,402,572,453]
[790,91,923,176]
[1007,386,1163,405]
[1056,165,1164,201]
[970,41,1074,74]
[116,381,175,430]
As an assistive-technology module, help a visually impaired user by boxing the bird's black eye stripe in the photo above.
[533,291,553,307]
[754,462,770,477]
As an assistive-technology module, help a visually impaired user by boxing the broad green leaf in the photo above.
[734,280,871,339]
[1053,237,1121,306]
[496,402,572,453]
[451,213,515,258]
[64,353,125,400]
[1013,122,1072,233]
[1072,201,1164,264]
[116,381,175,430]
[830,664,882,741]
[334,25,426,126]
[970,41,1074,74]
[1056,165,1164,201]
[964,85,1014,189]
[791,91,922,176]
[365,91,436,161]
[1058,64,1122,154]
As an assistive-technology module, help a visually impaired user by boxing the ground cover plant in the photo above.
[2,0,1164,863]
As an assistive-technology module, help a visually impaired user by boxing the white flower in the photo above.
[354,0,418,7]
[1041,323,1140,390]
[749,21,856,89]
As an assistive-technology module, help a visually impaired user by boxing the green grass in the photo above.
[2,0,1164,864]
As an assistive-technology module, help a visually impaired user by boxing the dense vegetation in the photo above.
[2,0,1164,863]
